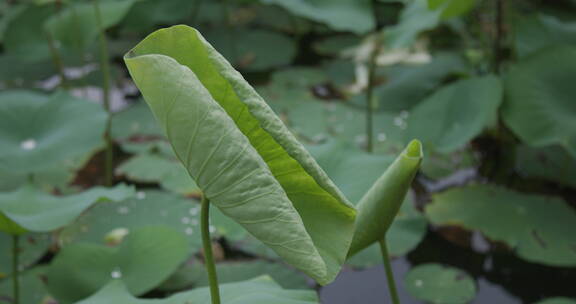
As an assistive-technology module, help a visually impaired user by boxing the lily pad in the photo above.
[515,145,576,188]
[514,14,576,58]
[261,0,374,34]
[428,0,477,19]
[386,0,441,49]
[203,28,296,71]
[405,263,477,304]
[406,76,502,153]
[161,260,310,291]
[502,46,576,158]
[116,154,200,196]
[59,190,202,254]
[47,226,189,303]
[375,52,466,111]
[78,276,319,304]
[0,233,51,277]
[0,90,108,190]
[2,4,53,62]
[425,184,576,266]
[0,183,134,235]
[536,298,576,304]
[307,140,394,203]
[45,0,136,52]
[0,266,51,304]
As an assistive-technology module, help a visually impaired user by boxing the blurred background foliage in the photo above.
[0,0,575,303]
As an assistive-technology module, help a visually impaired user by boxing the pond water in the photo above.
[322,231,576,303]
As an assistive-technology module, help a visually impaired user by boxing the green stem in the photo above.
[379,238,400,304]
[492,0,505,74]
[201,195,221,304]
[45,31,68,88]
[12,235,19,304]
[365,34,381,153]
[92,0,113,186]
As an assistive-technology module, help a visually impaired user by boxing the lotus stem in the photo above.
[92,0,113,186]
[201,195,221,304]
[12,235,19,304]
[45,31,68,88]
[365,33,381,153]
[379,238,400,304]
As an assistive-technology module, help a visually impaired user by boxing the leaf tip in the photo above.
[405,139,423,159]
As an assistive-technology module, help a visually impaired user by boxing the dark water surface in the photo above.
[322,231,576,304]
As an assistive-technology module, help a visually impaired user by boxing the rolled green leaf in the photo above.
[348,140,423,257]
[123,25,356,285]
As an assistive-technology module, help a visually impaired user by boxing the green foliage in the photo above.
[0,90,108,191]
[503,46,576,158]
[406,76,502,153]
[349,140,422,256]
[428,0,477,19]
[124,25,357,285]
[0,233,50,276]
[47,226,189,303]
[161,260,310,291]
[77,276,319,304]
[347,193,427,267]
[405,263,477,304]
[45,0,136,52]
[204,28,296,71]
[426,184,576,266]
[117,154,200,196]
[261,0,375,34]
[0,183,134,235]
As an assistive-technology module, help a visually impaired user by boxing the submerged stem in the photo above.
[12,235,19,304]
[201,195,221,304]
[379,238,400,304]
[93,0,113,186]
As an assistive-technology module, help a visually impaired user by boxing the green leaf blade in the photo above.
[124,25,356,285]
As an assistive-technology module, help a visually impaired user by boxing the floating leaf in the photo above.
[161,260,310,291]
[0,184,134,235]
[0,233,50,276]
[60,191,201,254]
[78,276,318,304]
[514,14,576,58]
[536,298,576,304]
[502,46,576,158]
[386,0,441,49]
[261,0,374,34]
[204,28,297,71]
[425,184,576,266]
[307,140,394,203]
[124,25,356,285]
[406,76,502,153]
[120,0,197,33]
[0,266,51,304]
[428,0,477,19]
[45,0,136,51]
[116,154,200,196]
[375,52,466,111]
[515,145,576,188]
[47,226,189,303]
[3,4,53,62]
[0,90,108,190]
[405,263,477,304]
